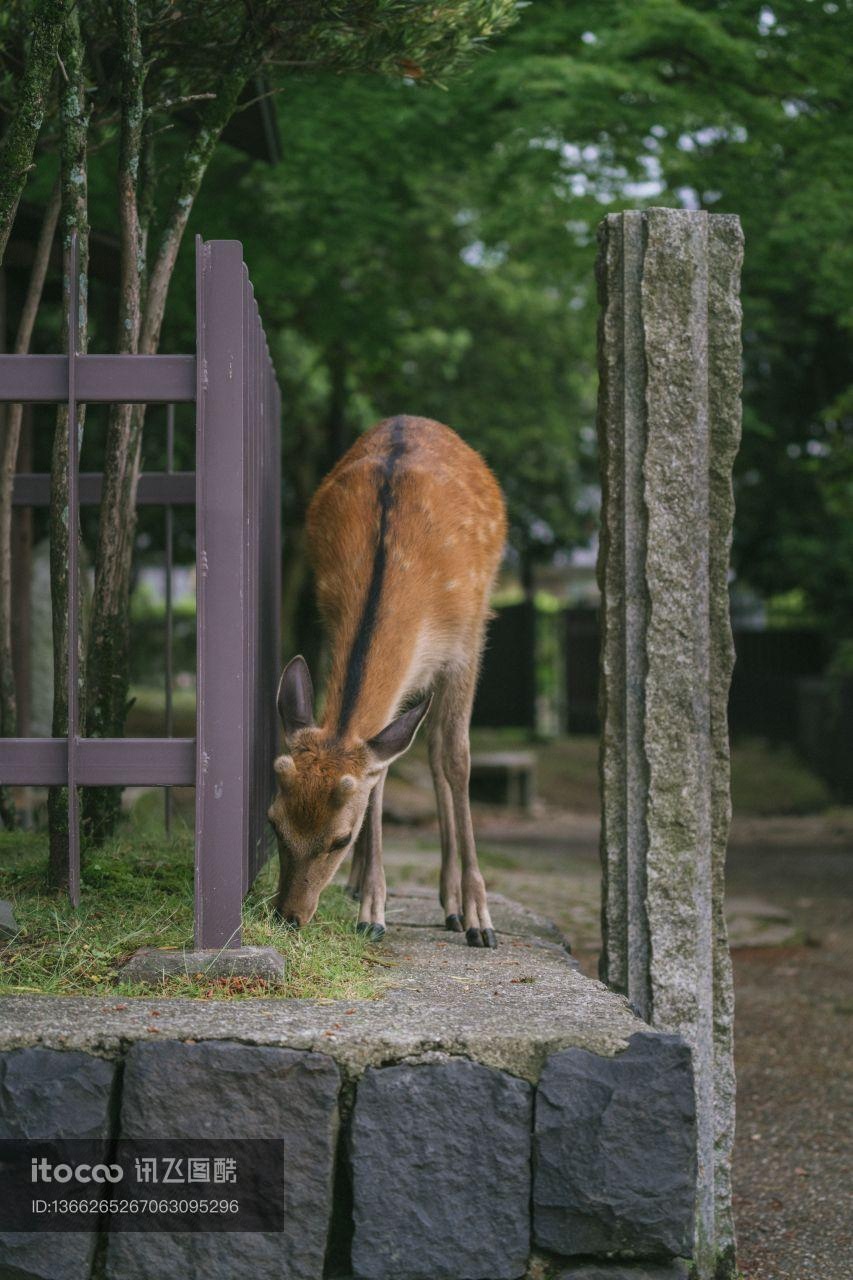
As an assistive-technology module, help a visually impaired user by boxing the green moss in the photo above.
[0,811,379,1001]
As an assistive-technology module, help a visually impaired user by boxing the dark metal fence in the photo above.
[471,601,538,730]
[561,611,833,741]
[478,605,849,797]
[0,236,281,950]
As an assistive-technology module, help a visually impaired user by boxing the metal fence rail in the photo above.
[0,234,281,949]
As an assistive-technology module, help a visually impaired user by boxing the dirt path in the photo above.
[381,809,853,1280]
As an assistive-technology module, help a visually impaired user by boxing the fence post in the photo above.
[596,208,743,1279]
[66,233,82,905]
[194,238,247,949]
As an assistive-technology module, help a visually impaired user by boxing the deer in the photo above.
[268,415,507,948]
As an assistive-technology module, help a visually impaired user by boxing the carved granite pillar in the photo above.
[596,208,743,1280]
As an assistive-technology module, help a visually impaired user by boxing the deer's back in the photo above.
[306,417,506,733]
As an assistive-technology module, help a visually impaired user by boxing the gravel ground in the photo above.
[725,838,853,1280]
[382,808,853,1280]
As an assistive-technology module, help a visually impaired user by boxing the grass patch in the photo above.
[730,738,832,816]
[0,815,380,1002]
[413,729,834,817]
[126,685,196,738]
[475,846,525,871]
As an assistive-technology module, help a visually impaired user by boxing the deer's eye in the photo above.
[330,834,352,853]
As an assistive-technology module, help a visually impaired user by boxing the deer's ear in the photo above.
[367,697,432,769]
[277,656,315,741]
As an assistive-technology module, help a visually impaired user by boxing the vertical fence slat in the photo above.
[194,238,247,949]
[66,234,81,906]
[253,302,265,881]
[248,296,258,882]
[164,402,174,835]
[268,356,281,862]
[246,274,254,888]
[259,352,267,879]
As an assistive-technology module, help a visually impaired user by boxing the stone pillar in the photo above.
[596,208,743,1280]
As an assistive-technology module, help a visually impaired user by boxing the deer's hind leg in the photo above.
[429,658,496,949]
[428,673,463,933]
[345,824,367,900]
[355,769,387,942]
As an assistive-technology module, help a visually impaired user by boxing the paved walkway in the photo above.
[379,808,853,1280]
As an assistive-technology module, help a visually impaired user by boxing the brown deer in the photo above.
[268,415,507,947]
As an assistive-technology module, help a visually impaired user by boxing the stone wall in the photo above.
[0,1032,694,1280]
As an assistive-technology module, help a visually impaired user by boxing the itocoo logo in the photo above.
[31,1158,123,1184]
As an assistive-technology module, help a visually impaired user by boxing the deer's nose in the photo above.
[283,914,301,931]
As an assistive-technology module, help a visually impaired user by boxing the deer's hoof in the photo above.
[445,914,464,933]
[356,921,385,942]
[466,926,497,948]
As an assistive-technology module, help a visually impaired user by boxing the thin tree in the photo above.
[47,3,88,886]
[0,183,60,828]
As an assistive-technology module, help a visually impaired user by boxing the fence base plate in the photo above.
[119,946,285,985]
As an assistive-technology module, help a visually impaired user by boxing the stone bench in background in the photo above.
[469,751,537,811]
[0,892,694,1280]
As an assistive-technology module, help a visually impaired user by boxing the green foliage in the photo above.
[166,0,852,648]
[4,0,852,660]
[0,806,382,999]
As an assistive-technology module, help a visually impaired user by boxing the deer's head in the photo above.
[268,656,429,928]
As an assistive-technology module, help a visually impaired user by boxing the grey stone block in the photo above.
[0,1048,117,1280]
[118,945,286,983]
[555,1264,689,1280]
[350,1057,532,1280]
[533,1033,695,1259]
[105,1040,340,1280]
[0,900,18,940]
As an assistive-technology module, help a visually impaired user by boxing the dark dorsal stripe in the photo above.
[337,417,407,735]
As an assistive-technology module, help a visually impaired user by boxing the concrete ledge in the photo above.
[118,944,286,984]
[0,892,645,1081]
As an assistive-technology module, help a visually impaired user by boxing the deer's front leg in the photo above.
[356,769,387,941]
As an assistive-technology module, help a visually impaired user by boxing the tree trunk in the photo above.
[0,0,66,263]
[0,185,59,831]
[81,0,145,841]
[83,52,257,841]
[11,411,34,740]
[47,9,88,889]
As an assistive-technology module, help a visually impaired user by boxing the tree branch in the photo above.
[0,0,67,264]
